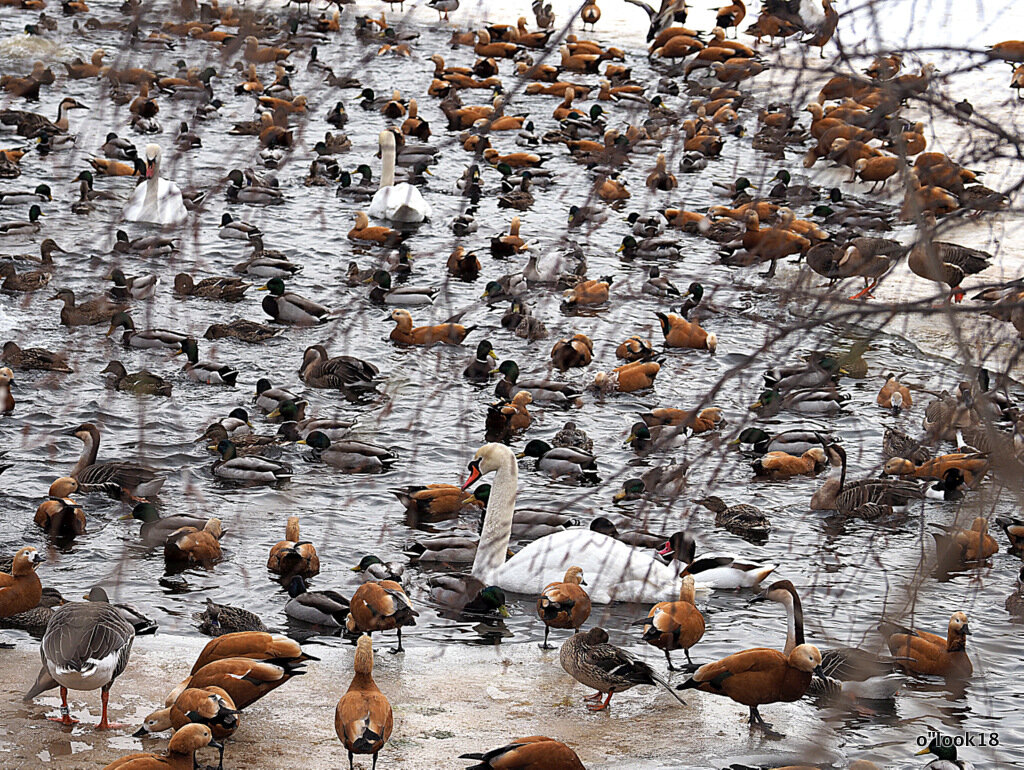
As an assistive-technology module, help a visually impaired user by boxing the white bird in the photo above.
[123,144,188,226]
[368,130,431,224]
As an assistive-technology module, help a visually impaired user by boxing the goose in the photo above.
[24,600,135,729]
[65,423,165,499]
[753,579,902,701]
[369,130,431,223]
[85,587,157,637]
[123,144,188,225]
[460,443,707,603]
[811,443,924,518]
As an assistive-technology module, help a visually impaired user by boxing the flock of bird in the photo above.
[0,0,1022,767]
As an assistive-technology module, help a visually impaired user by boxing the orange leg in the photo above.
[96,688,128,730]
[587,691,614,711]
[849,278,878,300]
[48,687,78,725]
[583,691,604,701]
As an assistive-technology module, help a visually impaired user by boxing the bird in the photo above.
[24,599,135,729]
[915,739,976,769]
[65,422,165,499]
[677,643,823,738]
[369,130,431,223]
[345,580,418,653]
[0,547,45,619]
[536,566,591,650]
[122,144,187,225]
[634,574,705,671]
[658,531,776,589]
[101,724,221,769]
[460,737,585,770]
[335,635,393,770]
[559,626,687,710]
[267,516,320,580]
[880,611,973,678]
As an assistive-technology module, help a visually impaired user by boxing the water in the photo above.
[1,0,1023,766]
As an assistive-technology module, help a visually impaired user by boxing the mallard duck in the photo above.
[336,166,375,202]
[65,423,165,499]
[300,345,379,390]
[696,496,770,542]
[519,439,598,480]
[24,599,135,728]
[428,575,508,617]
[164,518,224,565]
[106,268,158,301]
[0,183,50,206]
[537,566,592,649]
[176,338,239,385]
[266,516,320,581]
[211,440,293,483]
[204,319,280,343]
[494,360,582,406]
[107,311,187,349]
[560,627,686,711]
[335,635,393,769]
[174,273,249,301]
[612,463,688,502]
[731,427,835,455]
[464,340,499,381]
[369,270,438,306]
[880,612,972,678]
[194,597,268,636]
[50,288,122,326]
[226,171,284,205]
[500,301,547,340]
[259,277,331,325]
[351,556,405,583]
[101,361,171,396]
[1,341,69,372]
[0,259,51,292]
[123,503,209,548]
[299,432,397,472]
[218,212,260,240]
[254,379,298,413]
[551,421,593,452]
[749,386,848,416]
[677,643,822,738]
[914,739,976,769]
[113,230,177,256]
[234,235,302,279]
[345,579,418,652]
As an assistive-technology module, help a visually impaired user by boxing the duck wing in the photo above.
[76,462,163,497]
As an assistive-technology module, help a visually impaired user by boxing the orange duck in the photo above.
[537,566,591,649]
[655,312,717,352]
[881,611,972,678]
[267,516,320,579]
[389,309,474,346]
[34,477,85,537]
[336,636,393,770]
[635,574,705,670]
[0,546,44,617]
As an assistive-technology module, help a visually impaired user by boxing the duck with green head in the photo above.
[175,338,239,385]
[211,439,293,483]
[0,204,43,235]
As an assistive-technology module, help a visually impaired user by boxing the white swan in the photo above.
[368,130,431,223]
[463,443,704,603]
[123,144,188,226]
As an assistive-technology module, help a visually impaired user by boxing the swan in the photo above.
[462,443,705,603]
[368,130,431,224]
[123,144,188,226]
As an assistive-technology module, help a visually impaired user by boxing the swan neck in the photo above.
[380,143,396,189]
[472,454,517,580]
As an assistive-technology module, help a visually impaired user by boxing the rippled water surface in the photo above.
[1,0,1024,766]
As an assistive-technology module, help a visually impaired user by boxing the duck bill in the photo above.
[132,726,149,738]
[657,542,674,557]
[118,512,135,521]
[914,747,931,756]
[460,461,482,490]
[498,605,510,618]
[612,490,626,502]
[488,350,498,360]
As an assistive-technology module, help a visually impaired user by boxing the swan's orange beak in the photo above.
[145,159,155,179]
[461,460,482,490]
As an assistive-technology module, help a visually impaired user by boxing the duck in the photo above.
[65,422,165,499]
[915,739,976,770]
[282,576,350,629]
[100,724,220,769]
[174,273,249,301]
[732,427,836,455]
[485,392,534,441]
[447,246,481,278]
[348,211,402,246]
[107,311,187,349]
[188,631,316,674]
[696,497,769,543]
[0,183,50,206]
[123,144,188,225]
[346,579,417,652]
[0,97,87,138]
[267,516,319,579]
[878,373,913,413]
[211,440,293,483]
[428,575,509,618]
[24,599,135,729]
[0,547,44,619]
[642,267,680,298]
[299,432,397,473]
[655,312,717,352]
[537,566,591,650]
[204,320,280,343]
[552,421,593,452]
[593,361,661,394]
[560,627,686,711]
[461,444,701,603]
[34,477,85,538]
[563,277,611,307]
[50,288,122,326]
[369,269,437,306]
[404,532,481,564]
[677,643,822,738]
[106,268,158,301]
[175,656,306,710]
[749,386,848,416]
[751,447,829,479]
[754,579,902,701]
[615,336,656,362]
[124,503,211,548]
[259,277,331,325]
[550,334,593,370]
[388,308,473,346]
[634,574,705,671]
[218,213,261,240]
[0,586,65,636]
[2,341,71,372]
[660,531,776,589]
[612,463,688,503]
[164,519,223,565]
[459,737,585,770]
[350,556,405,584]
[136,686,239,747]
[493,359,583,406]
[194,598,268,637]
[335,635,393,769]
[880,611,972,678]
[100,360,172,396]
[463,340,499,382]
[883,453,988,486]
[255,379,299,413]
[882,426,932,464]
[0,261,50,292]
[931,517,999,564]
[474,488,579,539]
[113,229,177,256]
[175,338,239,385]
[519,440,598,480]
[300,345,379,390]
[1006,566,1024,618]
[369,130,431,223]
